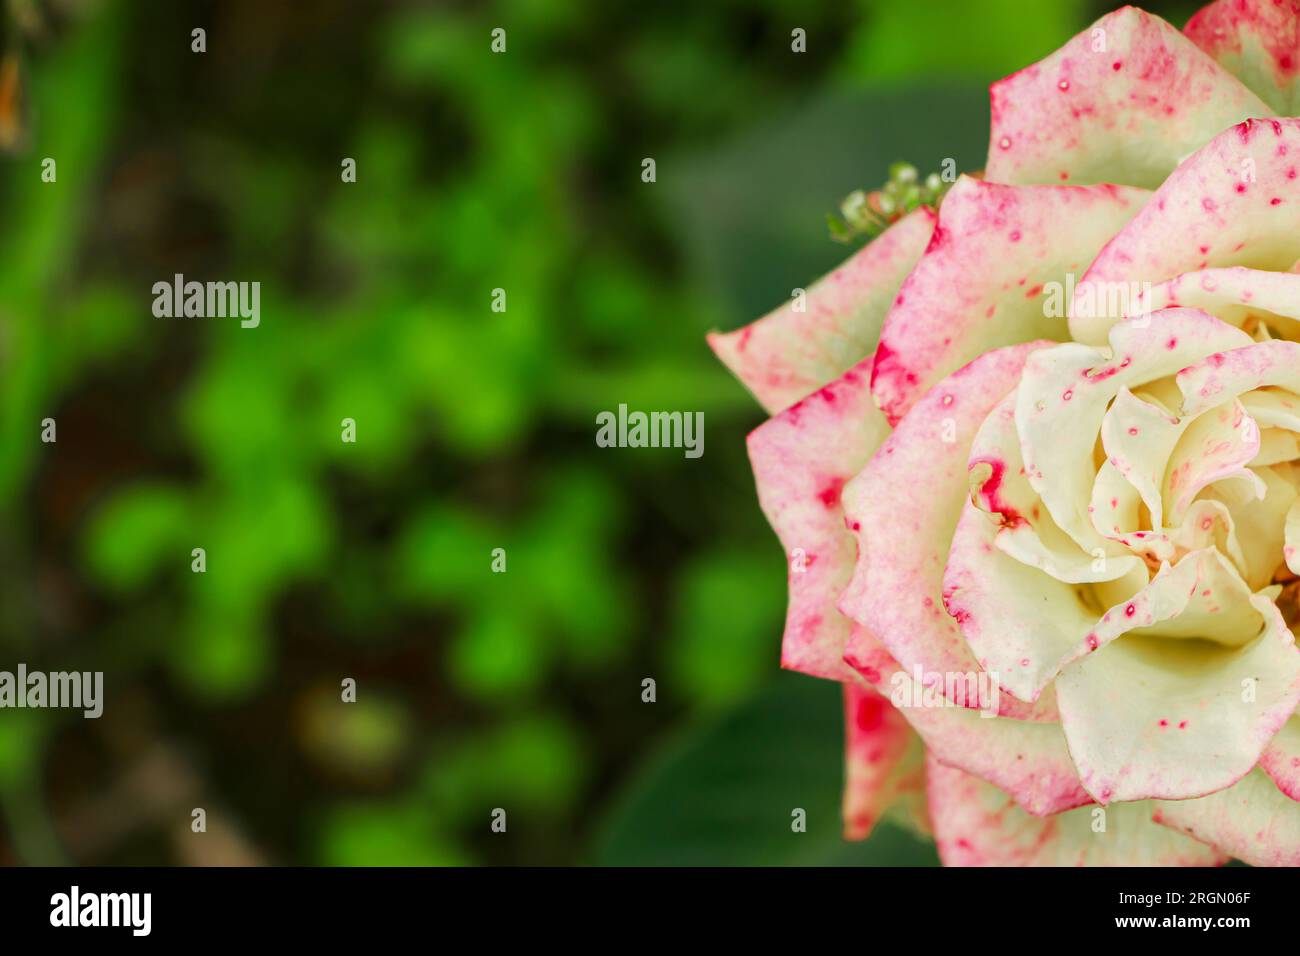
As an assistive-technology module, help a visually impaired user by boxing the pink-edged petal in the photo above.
[1186,0,1300,114]
[709,208,935,413]
[1134,266,1300,338]
[841,342,1056,718]
[747,364,890,681]
[927,757,1224,867]
[846,626,1090,816]
[841,682,925,840]
[987,6,1272,188]
[1154,767,1300,866]
[1072,118,1300,346]
[1259,715,1300,800]
[1017,309,1253,553]
[1162,400,1264,525]
[1178,339,1300,416]
[870,177,1147,425]
[1057,592,1300,803]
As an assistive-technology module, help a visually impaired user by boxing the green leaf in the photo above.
[593,671,939,865]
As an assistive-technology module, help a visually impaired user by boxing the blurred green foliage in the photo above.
[0,0,1192,865]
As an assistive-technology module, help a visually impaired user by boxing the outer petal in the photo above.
[986,6,1272,188]
[927,758,1225,866]
[841,342,1055,718]
[870,177,1148,425]
[1259,714,1300,800]
[841,683,925,840]
[1071,118,1300,345]
[709,208,935,414]
[1154,768,1300,866]
[846,625,1090,816]
[748,364,890,680]
[1186,0,1300,114]
[1056,593,1300,803]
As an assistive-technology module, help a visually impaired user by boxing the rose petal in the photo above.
[1134,266,1300,339]
[1162,400,1264,526]
[1056,592,1300,803]
[841,342,1056,718]
[841,683,925,840]
[1259,715,1300,801]
[1100,386,1187,530]
[928,758,1224,866]
[1072,118,1300,345]
[1186,0,1300,114]
[1254,428,1300,464]
[846,626,1090,816]
[709,208,935,413]
[1202,465,1297,587]
[1154,767,1300,866]
[748,364,890,680]
[987,7,1271,188]
[1179,339,1300,416]
[870,177,1147,425]
[1242,386,1300,432]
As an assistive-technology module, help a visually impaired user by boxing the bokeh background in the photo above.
[0,0,1199,865]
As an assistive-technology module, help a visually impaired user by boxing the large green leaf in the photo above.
[593,671,938,865]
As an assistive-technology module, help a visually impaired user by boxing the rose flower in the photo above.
[709,2,1300,865]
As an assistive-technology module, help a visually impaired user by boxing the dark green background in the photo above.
[0,0,1197,865]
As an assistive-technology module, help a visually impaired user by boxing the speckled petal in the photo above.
[928,757,1225,866]
[1154,767,1300,866]
[841,683,925,840]
[1179,339,1300,416]
[1259,715,1300,800]
[1072,119,1300,345]
[1056,593,1300,803]
[709,208,935,414]
[1133,266,1300,339]
[845,626,1089,816]
[748,364,890,681]
[870,177,1147,425]
[841,342,1055,718]
[1186,0,1300,114]
[987,6,1272,188]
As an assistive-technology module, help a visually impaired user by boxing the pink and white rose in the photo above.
[710,2,1300,865]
